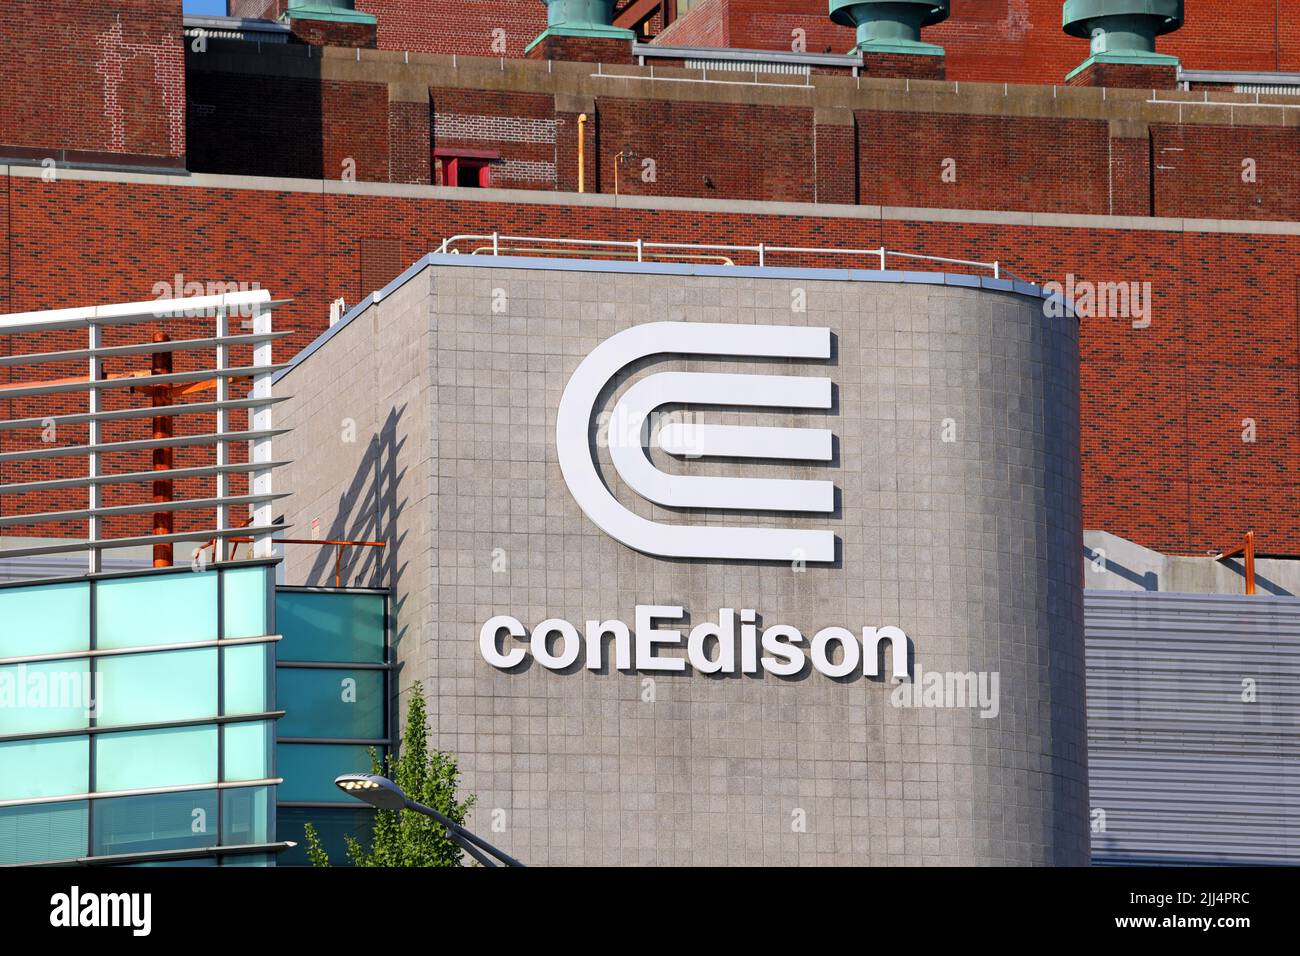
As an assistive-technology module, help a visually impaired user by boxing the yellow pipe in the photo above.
[577,113,587,193]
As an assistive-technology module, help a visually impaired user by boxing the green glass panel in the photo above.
[223,644,270,716]
[277,807,372,866]
[223,720,272,782]
[96,572,218,650]
[222,785,271,846]
[276,743,380,803]
[0,658,92,735]
[276,667,384,739]
[92,789,218,857]
[222,852,273,866]
[95,726,217,792]
[96,648,217,727]
[127,857,217,867]
[0,736,88,801]
[0,580,90,659]
[223,566,269,639]
[276,591,384,663]
[0,800,88,864]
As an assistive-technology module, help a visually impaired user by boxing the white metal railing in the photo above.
[0,290,291,572]
[434,233,1003,278]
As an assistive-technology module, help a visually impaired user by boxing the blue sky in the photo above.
[184,1,228,14]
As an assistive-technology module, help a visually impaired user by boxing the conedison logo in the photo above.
[50,886,151,937]
[556,322,836,562]
[480,606,911,680]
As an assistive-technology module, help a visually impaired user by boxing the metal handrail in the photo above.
[200,534,386,588]
[435,232,1002,278]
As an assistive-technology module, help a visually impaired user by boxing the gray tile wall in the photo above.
[277,261,1087,866]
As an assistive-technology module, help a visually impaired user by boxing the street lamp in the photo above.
[334,773,524,867]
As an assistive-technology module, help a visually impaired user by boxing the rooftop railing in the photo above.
[433,233,1006,278]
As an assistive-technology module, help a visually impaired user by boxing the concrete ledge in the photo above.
[275,252,1055,385]
[6,164,1300,237]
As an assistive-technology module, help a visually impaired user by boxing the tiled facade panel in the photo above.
[276,263,1089,865]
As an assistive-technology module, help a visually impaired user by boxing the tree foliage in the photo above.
[305,682,475,867]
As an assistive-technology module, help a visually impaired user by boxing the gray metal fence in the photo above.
[1086,591,1300,865]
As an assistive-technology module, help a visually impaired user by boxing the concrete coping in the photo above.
[273,252,1063,385]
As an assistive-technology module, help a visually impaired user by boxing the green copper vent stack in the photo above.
[828,1,950,57]
[526,0,636,55]
[1062,0,1183,81]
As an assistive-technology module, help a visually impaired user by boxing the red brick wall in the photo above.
[1065,61,1177,90]
[322,80,390,182]
[0,1,185,164]
[389,99,432,184]
[2,172,1297,553]
[287,17,378,49]
[432,89,556,190]
[186,50,1300,224]
[230,0,1300,77]
[655,0,728,48]
[1152,124,1300,222]
[188,59,390,182]
[857,112,1111,214]
[357,0,546,57]
[597,97,816,201]
[1109,135,1152,218]
[231,0,548,55]
[814,117,856,205]
[525,33,635,64]
[229,0,288,19]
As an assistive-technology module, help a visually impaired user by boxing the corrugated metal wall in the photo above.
[1086,591,1300,865]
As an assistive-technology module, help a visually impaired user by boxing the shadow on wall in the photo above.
[1084,545,1159,591]
[1082,544,1295,596]
[1030,303,1088,865]
[292,403,411,755]
[305,405,410,661]
[185,41,325,179]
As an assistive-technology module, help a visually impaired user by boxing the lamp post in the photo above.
[335,773,525,868]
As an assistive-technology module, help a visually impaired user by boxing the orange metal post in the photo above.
[1217,531,1257,596]
[1244,530,1256,596]
[271,538,386,588]
[151,332,173,567]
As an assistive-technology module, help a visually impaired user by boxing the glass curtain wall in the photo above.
[0,563,278,866]
[274,587,388,866]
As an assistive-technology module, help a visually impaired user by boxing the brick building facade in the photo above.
[657,0,1300,82]
[2,0,1299,561]
[0,0,186,168]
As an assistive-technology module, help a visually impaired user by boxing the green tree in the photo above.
[304,681,475,867]
[303,821,331,867]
